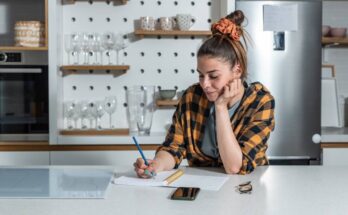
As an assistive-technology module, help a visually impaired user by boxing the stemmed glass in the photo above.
[78,101,89,129]
[64,101,77,129]
[64,34,73,65]
[71,33,82,64]
[89,33,103,65]
[81,33,90,64]
[87,102,97,129]
[95,101,105,130]
[102,32,115,65]
[103,96,117,128]
[114,33,127,65]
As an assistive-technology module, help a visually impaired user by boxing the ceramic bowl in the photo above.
[322,25,331,36]
[159,89,177,100]
[330,27,347,37]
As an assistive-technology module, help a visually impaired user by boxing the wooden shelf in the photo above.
[134,30,212,38]
[156,99,179,107]
[322,37,348,45]
[0,46,48,51]
[60,65,129,76]
[60,129,130,136]
[62,0,127,5]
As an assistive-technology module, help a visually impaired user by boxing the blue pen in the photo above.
[132,136,155,177]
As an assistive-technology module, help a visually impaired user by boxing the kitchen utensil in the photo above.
[140,16,155,31]
[176,14,195,30]
[330,27,347,37]
[322,25,330,37]
[159,89,177,100]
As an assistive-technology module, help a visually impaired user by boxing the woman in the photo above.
[134,10,275,176]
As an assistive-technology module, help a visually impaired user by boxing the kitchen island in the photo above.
[0,165,347,215]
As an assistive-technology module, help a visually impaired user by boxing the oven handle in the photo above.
[0,68,42,73]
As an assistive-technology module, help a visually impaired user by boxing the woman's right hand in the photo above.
[133,158,158,178]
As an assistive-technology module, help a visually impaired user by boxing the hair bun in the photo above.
[226,10,245,26]
[211,18,241,41]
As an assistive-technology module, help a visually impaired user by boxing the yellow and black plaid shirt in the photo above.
[157,82,275,175]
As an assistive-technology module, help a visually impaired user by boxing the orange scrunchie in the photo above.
[211,18,240,41]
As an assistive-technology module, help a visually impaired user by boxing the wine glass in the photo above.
[64,34,73,65]
[63,101,76,129]
[95,101,105,130]
[102,32,115,65]
[71,33,82,64]
[114,33,127,65]
[103,96,117,128]
[87,102,97,129]
[81,32,90,64]
[78,100,89,129]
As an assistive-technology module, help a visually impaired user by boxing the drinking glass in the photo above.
[114,33,127,65]
[103,96,117,128]
[95,100,105,130]
[81,32,90,64]
[71,33,82,64]
[87,101,97,129]
[63,101,76,129]
[64,34,73,65]
[102,32,115,65]
[127,86,155,135]
[78,100,89,129]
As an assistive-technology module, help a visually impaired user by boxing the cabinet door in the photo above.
[50,151,156,165]
[0,152,49,165]
[322,148,348,166]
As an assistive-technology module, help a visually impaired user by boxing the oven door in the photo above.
[0,65,48,141]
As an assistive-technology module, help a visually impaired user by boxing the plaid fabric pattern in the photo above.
[157,82,275,175]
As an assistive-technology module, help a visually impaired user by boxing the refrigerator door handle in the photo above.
[273,31,285,50]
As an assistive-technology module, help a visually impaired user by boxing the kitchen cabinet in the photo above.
[322,147,348,166]
[0,0,48,51]
[0,152,49,165]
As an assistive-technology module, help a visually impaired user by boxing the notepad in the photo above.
[113,169,229,191]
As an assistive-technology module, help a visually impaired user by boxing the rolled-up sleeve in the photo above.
[238,98,275,175]
[156,102,187,168]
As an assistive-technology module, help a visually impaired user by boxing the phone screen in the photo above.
[170,187,200,201]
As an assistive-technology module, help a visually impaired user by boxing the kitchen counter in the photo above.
[321,127,348,143]
[0,165,348,215]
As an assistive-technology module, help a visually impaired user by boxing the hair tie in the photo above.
[211,18,240,41]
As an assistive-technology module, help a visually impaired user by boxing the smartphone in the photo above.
[170,187,200,201]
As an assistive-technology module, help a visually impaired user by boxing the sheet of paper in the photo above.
[170,174,229,191]
[263,4,298,31]
[113,170,177,187]
[113,170,229,191]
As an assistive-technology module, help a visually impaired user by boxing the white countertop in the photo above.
[1,165,348,215]
[321,127,348,142]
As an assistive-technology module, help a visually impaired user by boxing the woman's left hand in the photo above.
[215,79,243,109]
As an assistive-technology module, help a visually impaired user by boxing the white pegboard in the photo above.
[57,0,222,140]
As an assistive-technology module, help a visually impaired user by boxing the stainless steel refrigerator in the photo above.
[236,0,322,164]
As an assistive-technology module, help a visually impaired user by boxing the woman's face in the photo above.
[197,55,241,101]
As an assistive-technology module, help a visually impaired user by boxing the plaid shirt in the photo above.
[157,82,275,174]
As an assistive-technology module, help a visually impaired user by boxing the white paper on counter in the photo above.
[263,4,298,31]
[113,170,229,191]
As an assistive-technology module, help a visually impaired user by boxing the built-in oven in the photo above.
[0,51,48,141]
